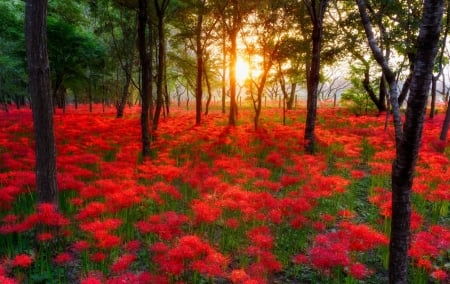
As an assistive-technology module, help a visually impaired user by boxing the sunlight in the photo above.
[235,57,250,83]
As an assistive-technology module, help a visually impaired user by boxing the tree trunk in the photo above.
[88,78,93,113]
[138,0,151,158]
[195,14,204,125]
[398,72,412,107]
[389,1,444,283]
[378,73,387,111]
[116,67,132,118]
[153,0,169,132]
[430,76,437,118]
[25,0,58,207]
[229,28,238,126]
[440,98,450,141]
[287,83,296,110]
[304,0,328,154]
[221,29,227,114]
[204,66,213,116]
[358,3,443,282]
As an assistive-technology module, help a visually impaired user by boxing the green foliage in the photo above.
[340,64,378,115]
[0,1,27,105]
[341,90,376,116]
[47,16,108,101]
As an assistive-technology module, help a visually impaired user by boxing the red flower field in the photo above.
[0,105,448,283]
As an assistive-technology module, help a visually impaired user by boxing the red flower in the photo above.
[37,232,53,242]
[192,200,221,224]
[91,252,107,263]
[225,218,239,229]
[80,276,102,284]
[12,254,33,268]
[348,262,371,279]
[230,269,249,283]
[111,253,136,273]
[0,275,19,284]
[292,253,308,265]
[54,252,72,265]
[72,240,90,252]
[123,240,140,252]
[431,269,448,281]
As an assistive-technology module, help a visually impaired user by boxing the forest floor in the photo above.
[0,105,448,283]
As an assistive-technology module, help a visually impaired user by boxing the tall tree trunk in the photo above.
[138,0,151,158]
[221,29,227,114]
[195,13,204,125]
[229,28,238,126]
[25,0,58,207]
[304,0,328,154]
[153,0,169,131]
[390,1,444,283]
[358,1,444,282]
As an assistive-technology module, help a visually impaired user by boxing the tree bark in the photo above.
[357,0,402,149]
[389,1,444,283]
[153,0,169,131]
[138,0,151,158]
[25,0,58,207]
[304,0,328,154]
[440,98,450,141]
[358,2,444,282]
[221,28,227,114]
[195,11,204,125]
[116,65,132,118]
[229,27,238,126]
[430,76,437,118]
[204,65,213,116]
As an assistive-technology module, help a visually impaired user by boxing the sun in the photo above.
[235,58,250,83]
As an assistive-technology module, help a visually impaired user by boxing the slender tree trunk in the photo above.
[304,0,328,154]
[153,0,168,131]
[116,67,132,118]
[25,0,58,207]
[204,66,213,116]
[221,29,227,114]
[229,28,238,126]
[430,76,437,118]
[138,0,151,158]
[440,98,450,141]
[195,15,203,125]
[398,72,412,107]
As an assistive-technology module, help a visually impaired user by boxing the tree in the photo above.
[47,17,107,111]
[242,1,286,130]
[357,0,445,283]
[99,0,138,118]
[217,0,254,126]
[0,1,27,111]
[303,0,329,154]
[172,0,219,125]
[429,4,449,119]
[153,0,171,131]
[138,0,152,158]
[25,0,58,206]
